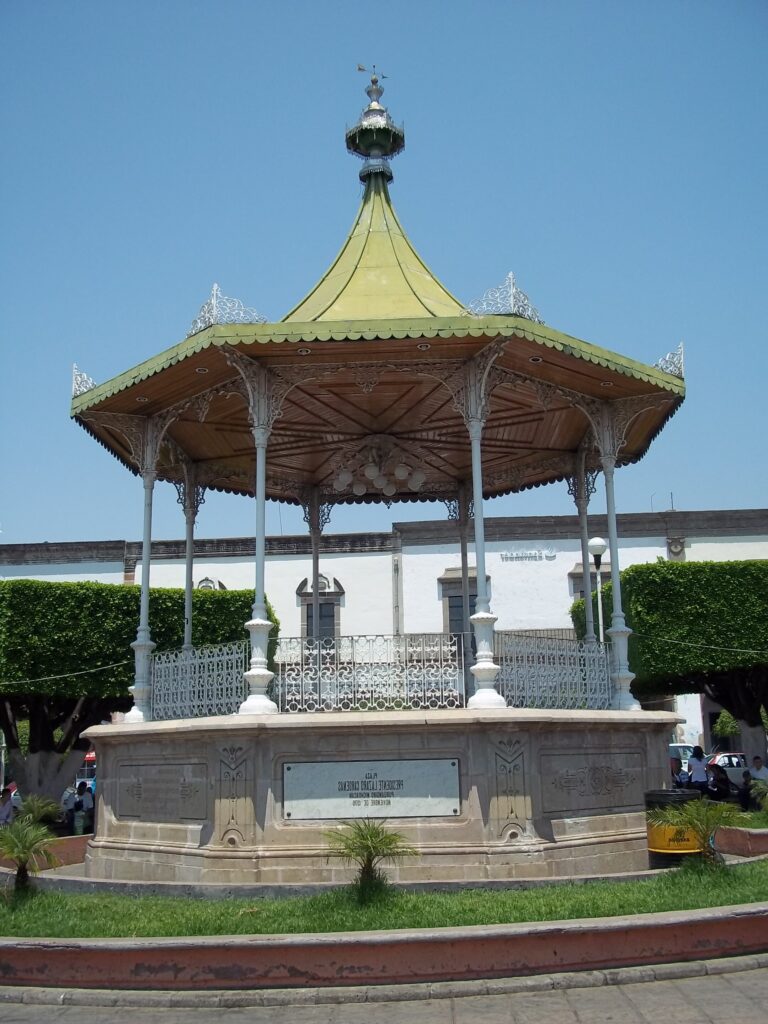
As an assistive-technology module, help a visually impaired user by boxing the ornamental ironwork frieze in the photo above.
[551,764,636,797]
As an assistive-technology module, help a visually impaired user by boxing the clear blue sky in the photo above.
[1,1,766,545]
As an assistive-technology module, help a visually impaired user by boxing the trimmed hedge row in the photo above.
[571,559,768,689]
[0,579,279,699]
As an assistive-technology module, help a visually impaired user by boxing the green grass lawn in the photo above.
[1,860,767,939]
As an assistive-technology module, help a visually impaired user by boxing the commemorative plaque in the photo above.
[283,758,460,819]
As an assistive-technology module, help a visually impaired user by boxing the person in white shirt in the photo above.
[687,746,709,793]
[0,787,14,826]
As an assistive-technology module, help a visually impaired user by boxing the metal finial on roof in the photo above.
[346,65,405,183]
[186,283,267,337]
[72,363,96,397]
[463,272,545,324]
[654,342,685,378]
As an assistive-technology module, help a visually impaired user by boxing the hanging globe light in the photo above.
[337,468,353,487]
[393,463,411,480]
[383,481,397,496]
[352,480,367,496]
[363,462,379,480]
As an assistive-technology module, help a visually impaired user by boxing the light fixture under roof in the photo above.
[297,347,312,356]
[600,381,614,388]
[195,366,209,374]
[136,396,149,403]
[529,355,543,364]
[417,342,431,351]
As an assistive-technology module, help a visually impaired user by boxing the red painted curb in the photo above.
[0,903,766,990]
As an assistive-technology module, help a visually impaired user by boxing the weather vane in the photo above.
[357,64,388,81]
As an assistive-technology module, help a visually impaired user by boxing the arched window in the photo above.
[296,577,345,638]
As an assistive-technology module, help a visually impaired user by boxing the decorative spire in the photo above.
[346,66,405,183]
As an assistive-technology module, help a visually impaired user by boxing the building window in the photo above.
[438,568,487,636]
[568,564,611,600]
[297,575,345,638]
[447,593,477,635]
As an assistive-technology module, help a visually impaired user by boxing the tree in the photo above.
[0,579,278,800]
[572,560,768,727]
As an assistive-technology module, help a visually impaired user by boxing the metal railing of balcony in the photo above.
[495,631,612,710]
[149,630,612,720]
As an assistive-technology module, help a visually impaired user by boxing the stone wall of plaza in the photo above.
[1,510,766,640]
[82,709,676,884]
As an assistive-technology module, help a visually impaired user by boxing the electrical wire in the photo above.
[1,660,132,687]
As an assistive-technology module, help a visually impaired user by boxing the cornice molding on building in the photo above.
[1,510,765,568]
[0,540,128,566]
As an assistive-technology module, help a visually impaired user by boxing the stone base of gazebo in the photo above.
[82,708,677,885]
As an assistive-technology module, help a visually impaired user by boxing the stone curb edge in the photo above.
[0,953,766,1008]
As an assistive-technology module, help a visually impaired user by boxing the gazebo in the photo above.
[72,73,684,726]
[73,77,685,885]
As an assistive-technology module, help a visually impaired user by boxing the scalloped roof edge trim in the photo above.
[70,316,685,415]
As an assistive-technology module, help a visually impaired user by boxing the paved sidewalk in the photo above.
[0,956,766,1022]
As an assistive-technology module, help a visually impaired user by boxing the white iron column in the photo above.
[125,468,156,723]
[176,467,205,652]
[600,453,638,709]
[225,352,300,716]
[583,399,641,711]
[461,353,505,710]
[458,484,473,696]
[240,419,277,714]
[568,451,597,644]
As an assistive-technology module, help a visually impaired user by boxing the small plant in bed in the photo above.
[323,818,418,903]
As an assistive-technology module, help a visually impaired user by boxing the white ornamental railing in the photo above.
[149,631,611,719]
[151,640,249,720]
[275,633,464,712]
[495,632,612,710]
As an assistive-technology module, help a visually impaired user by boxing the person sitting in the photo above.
[671,757,689,789]
[750,755,768,782]
[737,769,755,811]
[707,764,732,802]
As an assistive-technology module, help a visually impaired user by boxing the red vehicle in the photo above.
[707,752,748,786]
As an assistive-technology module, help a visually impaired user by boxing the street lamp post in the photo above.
[588,536,608,644]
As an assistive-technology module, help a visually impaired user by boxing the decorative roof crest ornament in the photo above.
[72,363,96,397]
[654,342,685,379]
[346,65,405,183]
[463,272,545,324]
[187,283,267,338]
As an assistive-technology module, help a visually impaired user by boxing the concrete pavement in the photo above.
[0,955,766,1022]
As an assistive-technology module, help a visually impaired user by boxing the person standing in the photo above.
[687,746,709,794]
[0,787,14,826]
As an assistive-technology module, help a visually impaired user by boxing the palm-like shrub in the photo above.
[0,818,60,891]
[324,818,418,901]
[18,794,61,825]
[646,798,742,865]
[750,780,768,812]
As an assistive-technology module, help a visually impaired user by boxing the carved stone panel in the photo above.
[542,752,643,814]
[491,737,529,839]
[117,761,207,822]
[217,744,250,847]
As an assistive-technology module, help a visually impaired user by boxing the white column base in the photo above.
[467,609,506,709]
[239,617,278,715]
[607,624,640,710]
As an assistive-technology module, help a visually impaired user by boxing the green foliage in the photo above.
[2,860,768,936]
[324,818,418,902]
[17,795,60,825]
[619,561,768,687]
[571,560,768,722]
[0,819,59,891]
[751,780,768,813]
[0,579,279,700]
[646,798,741,865]
[712,710,741,739]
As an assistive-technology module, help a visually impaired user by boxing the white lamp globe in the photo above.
[363,462,379,480]
[383,482,397,496]
[337,469,353,487]
[393,463,411,480]
[588,537,607,559]
[373,475,387,489]
[352,480,367,496]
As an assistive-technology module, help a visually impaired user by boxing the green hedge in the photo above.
[572,560,768,688]
[0,579,279,700]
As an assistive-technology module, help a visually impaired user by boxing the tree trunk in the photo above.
[8,747,87,802]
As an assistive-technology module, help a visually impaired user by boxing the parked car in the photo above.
[707,752,748,786]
